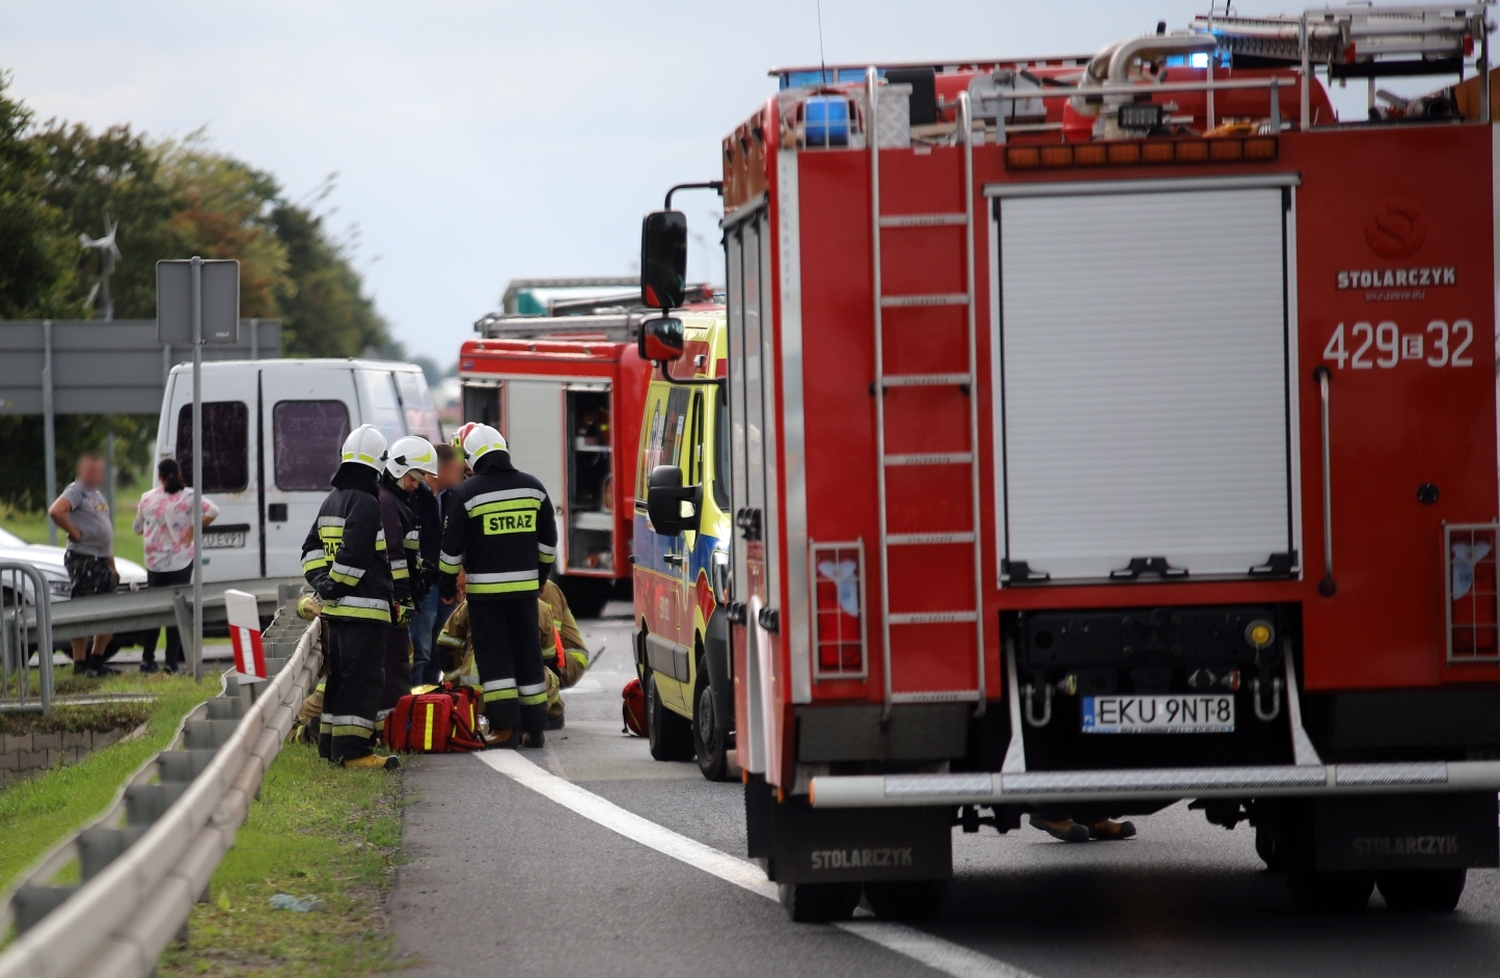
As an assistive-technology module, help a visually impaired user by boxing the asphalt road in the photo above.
[393,605,1500,978]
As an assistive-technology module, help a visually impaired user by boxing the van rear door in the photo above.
[163,366,260,581]
[261,365,359,578]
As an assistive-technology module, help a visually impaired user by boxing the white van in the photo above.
[155,359,442,582]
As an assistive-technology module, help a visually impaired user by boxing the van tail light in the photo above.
[811,541,867,680]
[1446,524,1499,664]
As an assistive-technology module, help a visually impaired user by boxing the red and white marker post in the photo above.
[225,588,266,684]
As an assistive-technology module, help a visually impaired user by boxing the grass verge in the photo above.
[0,670,216,890]
[159,741,403,977]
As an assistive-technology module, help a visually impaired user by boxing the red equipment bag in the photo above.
[385,685,486,753]
[621,677,647,737]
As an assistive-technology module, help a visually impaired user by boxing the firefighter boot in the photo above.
[483,727,516,748]
[342,753,400,770]
[1029,815,1091,842]
[1088,819,1137,840]
[520,729,545,749]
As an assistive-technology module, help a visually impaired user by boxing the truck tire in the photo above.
[646,672,694,762]
[692,659,730,781]
[779,882,862,923]
[1254,823,1284,872]
[1377,869,1467,913]
[863,880,948,921]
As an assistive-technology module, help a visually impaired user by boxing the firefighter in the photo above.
[378,435,439,713]
[439,424,557,748]
[436,590,576,729]
[300,424,399,770]
[540,579,590,690]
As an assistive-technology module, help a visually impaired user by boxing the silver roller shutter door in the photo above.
[997,186,1293,582]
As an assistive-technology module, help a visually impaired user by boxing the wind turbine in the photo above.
[79,214,121,321]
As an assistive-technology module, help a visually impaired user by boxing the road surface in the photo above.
[392,605,1500,978]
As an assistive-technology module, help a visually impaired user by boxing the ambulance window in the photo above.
[355,369,408,444]
[712,385,729,510]
[687,392,704,485]
[641,387,691,495]
[394,370,442,443]
[273,400,351,491]
[638,398,662,499]
[175,401,249,493]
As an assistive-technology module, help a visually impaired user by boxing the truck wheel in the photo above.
[692,661,729,781]
[863,880,948,921]
[646,672,694,762]
[1255,823,1284,872]
[1377,869,1467,913]
[778,882,862,923]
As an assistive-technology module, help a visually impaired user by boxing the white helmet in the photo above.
[462,424,508,464]
[387,435,438,479]
[340,424,388,472]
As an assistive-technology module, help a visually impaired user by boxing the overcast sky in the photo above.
[2,1,1398,365]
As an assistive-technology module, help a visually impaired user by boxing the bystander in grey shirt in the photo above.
[61,482,113,558]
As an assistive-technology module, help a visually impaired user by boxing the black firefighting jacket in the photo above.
[378,474,426,607]
[438,452,557,603]
[301,467,394,623]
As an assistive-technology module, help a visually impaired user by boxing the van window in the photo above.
[176,402,249,492]
[274,401,351,491]
[356,369,407,444]
[394,370,442,442]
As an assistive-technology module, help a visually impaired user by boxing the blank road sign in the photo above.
[157,259,241,344]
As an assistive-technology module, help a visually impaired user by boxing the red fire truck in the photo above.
[635,4,1500,922]
[462,282,716,616]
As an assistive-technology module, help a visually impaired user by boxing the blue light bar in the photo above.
[804,96,851,147]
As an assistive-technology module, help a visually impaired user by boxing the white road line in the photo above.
[474,750,1042,978]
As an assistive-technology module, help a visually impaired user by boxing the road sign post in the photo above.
[157,257,239,682]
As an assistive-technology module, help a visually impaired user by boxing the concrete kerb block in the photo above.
[62,730,88,749]
[32,731,62,752]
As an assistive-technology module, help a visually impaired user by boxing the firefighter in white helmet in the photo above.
[300,424,399,769]
[438,424,558,747]
[376,435,439,712]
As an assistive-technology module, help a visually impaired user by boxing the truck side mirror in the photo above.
[646,464,701,536]
[638,316,685,363]
[640,211,688,309]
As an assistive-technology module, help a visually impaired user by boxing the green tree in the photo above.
[0,75,82,318]
[271,200,390,357]
[0,88,394,515]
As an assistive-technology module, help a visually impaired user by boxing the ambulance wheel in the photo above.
[646,672,694,762]
[863,879,948,921]
[1377,869,1467,913]
[779,882,862,923]
[692,661,729,781]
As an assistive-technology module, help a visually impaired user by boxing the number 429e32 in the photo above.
[1323,319,1473,370]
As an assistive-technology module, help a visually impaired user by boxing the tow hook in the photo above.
[1022,681,1053,727]
[1252,674,1283,721]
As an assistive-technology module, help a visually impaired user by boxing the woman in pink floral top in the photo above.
[132,459,219,673]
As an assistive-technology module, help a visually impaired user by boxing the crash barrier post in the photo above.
[0,597,322,978]
[0,561,53,715]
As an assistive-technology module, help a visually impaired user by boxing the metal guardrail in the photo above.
[0,606,321,978]
[1,561,54,715]
[30,577,299,644]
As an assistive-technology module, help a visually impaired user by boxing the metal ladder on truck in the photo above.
[865,68,986,719]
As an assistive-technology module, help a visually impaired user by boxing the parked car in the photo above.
[0,525,148,601]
